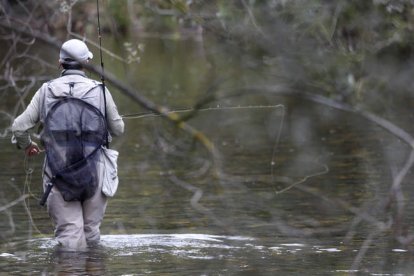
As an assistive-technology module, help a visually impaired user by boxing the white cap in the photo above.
[59,39,93,62]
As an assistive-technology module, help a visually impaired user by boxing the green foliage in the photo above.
[107,0,130,33]
[10,0,414,106]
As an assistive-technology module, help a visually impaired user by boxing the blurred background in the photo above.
[1,0,414,274]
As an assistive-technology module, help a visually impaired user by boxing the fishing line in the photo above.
[23,154,38,199]
[122,103,288,191]
[121,104,285,119]
[122,103,328,194]
[274,163,330,195]
[22,154,46,237]
[267,108,329,194]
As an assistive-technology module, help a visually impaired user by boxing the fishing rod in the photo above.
[96,0,109,148]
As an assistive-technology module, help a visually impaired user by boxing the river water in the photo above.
[1,33,414,275]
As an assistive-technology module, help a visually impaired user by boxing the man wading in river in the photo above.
[11,39,124,249]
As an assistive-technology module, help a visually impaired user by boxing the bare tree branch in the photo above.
[0,19,221,171]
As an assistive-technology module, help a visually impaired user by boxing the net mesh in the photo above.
[41,97,107,201]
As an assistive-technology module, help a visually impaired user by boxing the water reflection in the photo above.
[50,246,107,276]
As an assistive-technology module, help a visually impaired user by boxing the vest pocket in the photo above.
[101,147,119,197]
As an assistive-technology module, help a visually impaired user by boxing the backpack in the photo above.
[41,89,108,202]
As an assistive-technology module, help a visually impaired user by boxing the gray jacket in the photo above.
[12,69,124,148]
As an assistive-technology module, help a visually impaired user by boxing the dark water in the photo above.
[1,35,414,275]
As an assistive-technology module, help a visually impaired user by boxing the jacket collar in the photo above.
[61,69,87,77]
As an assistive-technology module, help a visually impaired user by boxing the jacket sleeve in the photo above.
[104,88,124,136]
[11,86,43,149]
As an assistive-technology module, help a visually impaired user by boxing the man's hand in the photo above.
[25,142,41,156]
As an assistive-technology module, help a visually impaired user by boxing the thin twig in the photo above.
[0,194,30,212]
[351,229,382,271]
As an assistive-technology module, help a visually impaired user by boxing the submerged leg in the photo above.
[82,181,107,245]
[47,186,87,249]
